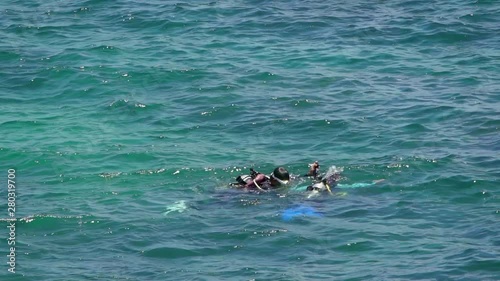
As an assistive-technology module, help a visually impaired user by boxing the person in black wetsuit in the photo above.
[305,161,341,193]
[231,161,344,193]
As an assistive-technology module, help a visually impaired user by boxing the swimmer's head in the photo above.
[270,167,290,186]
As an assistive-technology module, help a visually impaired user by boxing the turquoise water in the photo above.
[1,0,500,280]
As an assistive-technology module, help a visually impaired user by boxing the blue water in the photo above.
[1,0,499,280]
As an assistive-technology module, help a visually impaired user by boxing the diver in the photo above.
[305,161,341,193]
[231,166,290,191]
[304,161,384,194]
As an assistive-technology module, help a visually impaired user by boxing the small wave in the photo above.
[0,214,87,223]
[88,44,123,53]
[99,168,170,179]
[108,98,146,109]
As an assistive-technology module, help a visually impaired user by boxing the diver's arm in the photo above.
[306,161,320,178]
[244,173,266,190]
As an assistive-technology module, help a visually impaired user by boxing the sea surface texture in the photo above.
[1,0,499,280]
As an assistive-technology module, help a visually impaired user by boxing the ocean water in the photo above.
[1,0,499,280]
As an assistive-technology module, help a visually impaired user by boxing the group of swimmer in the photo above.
[231,161,348,193]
